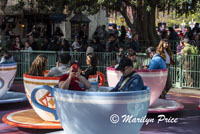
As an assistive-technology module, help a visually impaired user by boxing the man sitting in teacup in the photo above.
[59,62,91,91]
[111,58,145,92]
[46,53,71,77]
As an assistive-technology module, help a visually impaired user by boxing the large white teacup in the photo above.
[0,63,17,98]
[31,85,150,134]
[23,73,60,121]
[106,67,168,106]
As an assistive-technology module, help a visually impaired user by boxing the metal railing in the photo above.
[8,50,200,89]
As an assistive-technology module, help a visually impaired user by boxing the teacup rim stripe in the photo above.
[55,95,150,104]
[54,87,150,96]
[23,77,59,83]
[24,80,57,86]
[106,67,168,72]
[0,67,17,71]
[23,73,60,80]
[107,71,168,77]
[55,92,149,100]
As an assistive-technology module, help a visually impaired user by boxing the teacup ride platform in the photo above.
[106,67,184,113]
[2,109,62,129]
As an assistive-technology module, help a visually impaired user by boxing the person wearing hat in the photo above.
[59,62,91,91]
[46,53,71,77]
[145,47,166,70]
[111,58,145,92]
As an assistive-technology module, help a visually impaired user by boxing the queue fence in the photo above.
[9,50,200,89]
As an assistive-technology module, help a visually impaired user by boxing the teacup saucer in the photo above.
[148,99,184,113]
[2,109,62,129]
[0,91,28,104]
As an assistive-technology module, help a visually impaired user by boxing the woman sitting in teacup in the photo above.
[27,54,48,76]
[59,62,91,91]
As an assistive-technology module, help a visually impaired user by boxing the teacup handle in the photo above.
[31,85,58,120]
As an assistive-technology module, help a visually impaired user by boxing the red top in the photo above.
[59,74,86,91]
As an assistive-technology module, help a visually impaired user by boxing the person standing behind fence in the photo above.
[11,36,24,51]
[129,33,140,52]
[106,33,119,52]
[29,35,38,50]
[46,53,71,77]
[180,38,194,86]
[24,40,32,51]
[156,39,175,99]
[27,54,47,76]
[72,36,81,52]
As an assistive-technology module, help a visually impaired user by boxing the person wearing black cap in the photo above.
[59,62,91,91]
[111,58,145,92]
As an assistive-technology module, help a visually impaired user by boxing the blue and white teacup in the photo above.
[31,85,150,134]
[0,63,17,98]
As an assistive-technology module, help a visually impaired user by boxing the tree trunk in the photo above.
[123,2,159,47]
[0,0,8,27]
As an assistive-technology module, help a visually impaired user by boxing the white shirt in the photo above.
[164,49,170,64]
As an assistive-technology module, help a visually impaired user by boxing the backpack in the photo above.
[190,45,198,55]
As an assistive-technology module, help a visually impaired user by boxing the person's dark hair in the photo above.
[87,53,97,67]
[112,24,117,29]
[127,49,136,56]
[58,53,71,64]
[145,47,156,56]
[168,27,174,32]
[0,48,12,60]
[108,33,115,38]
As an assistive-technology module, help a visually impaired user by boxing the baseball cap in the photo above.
[115,58,133,71]
[70,61,80,67]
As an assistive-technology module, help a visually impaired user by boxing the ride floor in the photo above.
[0,83,199,134]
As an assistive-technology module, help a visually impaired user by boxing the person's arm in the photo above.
[76,71,91,89]
[59,75,72,89]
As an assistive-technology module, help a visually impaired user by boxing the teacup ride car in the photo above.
[2,73,62,129]
[23,73,60,122]
[198,105,200,110]
[0,63,27,104]
[31,85,150,134]
[3,71,106,129]
[106,67,184,113]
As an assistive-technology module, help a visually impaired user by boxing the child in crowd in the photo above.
[72,36,81,51]
[24,41,32,51]
[116,45,125,63]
